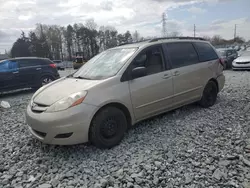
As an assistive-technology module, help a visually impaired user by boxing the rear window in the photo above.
[165,42,199,69]
[194,42,218,62]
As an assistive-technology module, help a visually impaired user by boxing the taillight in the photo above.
[219,58,224,66]
[49,64,56,68]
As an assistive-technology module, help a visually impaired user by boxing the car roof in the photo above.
[7,57,49,61]
[112,37,210,50]
[217,48,228,51]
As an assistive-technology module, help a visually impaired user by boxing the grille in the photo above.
[236,61,250,64]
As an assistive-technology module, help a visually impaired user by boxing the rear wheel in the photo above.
[89,107,127,149]
[199,81,218,108]
[41,75,54,86]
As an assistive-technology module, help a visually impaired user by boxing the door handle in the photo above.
[162,74,171,79]
[173,71,180,76]
[12,71,19,74]
[36,68,41,70]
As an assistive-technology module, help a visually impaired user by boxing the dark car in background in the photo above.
[0,57,60,92]
[52,60,65,70]
[217,48,238,69]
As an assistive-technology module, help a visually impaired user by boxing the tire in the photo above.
[223,62,227,70]
[199,81,218,108]
[89,107,127,149]
[41,75,54,86]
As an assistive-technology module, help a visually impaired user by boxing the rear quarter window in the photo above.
[43,59,54,65]
[193,42,218,62]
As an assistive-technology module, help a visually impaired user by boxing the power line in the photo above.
[162,13,167,37]
[194,24,196,37]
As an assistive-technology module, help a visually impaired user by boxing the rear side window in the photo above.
[166,42,199,69]
[18,59,42,68]
[194,42,218,62]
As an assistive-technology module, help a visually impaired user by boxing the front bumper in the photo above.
[26,103,97,145]
[232,62,250,70]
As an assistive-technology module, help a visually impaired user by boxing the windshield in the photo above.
[73,48,137,80]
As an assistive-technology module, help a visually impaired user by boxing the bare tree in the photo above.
[132,30,140,42]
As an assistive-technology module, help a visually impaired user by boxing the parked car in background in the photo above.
[64,61,73,68]
[53,60,65,70]
[217,48,238,69]
[232,51,250,70]
[26,37,225,149]
[0,57,60,92]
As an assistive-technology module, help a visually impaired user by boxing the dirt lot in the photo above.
[0,70,250,188]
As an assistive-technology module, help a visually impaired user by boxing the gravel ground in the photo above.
[0,70,250,188]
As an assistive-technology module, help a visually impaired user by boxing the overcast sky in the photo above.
[0,0,249,53]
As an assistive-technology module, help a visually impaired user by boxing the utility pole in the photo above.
[234,24,237,41]
[162,13,167,37]
[194,24,196,37]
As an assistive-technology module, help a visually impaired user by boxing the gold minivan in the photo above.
[26,37,225,148]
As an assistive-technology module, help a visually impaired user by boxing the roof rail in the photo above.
[149,37,206,42]
[118,39,151,46]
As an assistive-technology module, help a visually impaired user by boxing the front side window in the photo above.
[194,42,218,62]
[132,46,164,76]
[73,48,137,80]
[166,43,199,69]
[0,60,18,72]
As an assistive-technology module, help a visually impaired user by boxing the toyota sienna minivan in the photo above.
[26,37,225,148]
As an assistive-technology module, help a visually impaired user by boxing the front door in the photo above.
[128,45,174,121]
[0,60,19,91]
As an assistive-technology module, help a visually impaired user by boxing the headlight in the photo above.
[46,91,87,112]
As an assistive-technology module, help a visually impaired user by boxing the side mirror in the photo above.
[131,67,146,79]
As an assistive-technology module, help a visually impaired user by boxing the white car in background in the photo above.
[232,51,250,70]
[53,60,65,70]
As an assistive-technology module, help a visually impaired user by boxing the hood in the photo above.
[33,77,103,105]
[235,55,250,62]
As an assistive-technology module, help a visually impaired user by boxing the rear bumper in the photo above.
[216,74,225,92]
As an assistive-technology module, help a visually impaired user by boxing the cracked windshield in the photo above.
[0,0,250,187]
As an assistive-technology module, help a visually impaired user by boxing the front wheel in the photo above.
[89,107,127,149]
[199,81,218,108]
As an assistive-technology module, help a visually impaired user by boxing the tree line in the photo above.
[10,19,248,60]
[11,19,144,60]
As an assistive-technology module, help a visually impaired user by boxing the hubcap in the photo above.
[101,117,118,139]
[42,77,52,86]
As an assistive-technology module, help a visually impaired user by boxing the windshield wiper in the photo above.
[73,76,92,80]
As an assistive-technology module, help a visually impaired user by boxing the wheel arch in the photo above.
[88,102,132,139]
[208,78,219,93]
